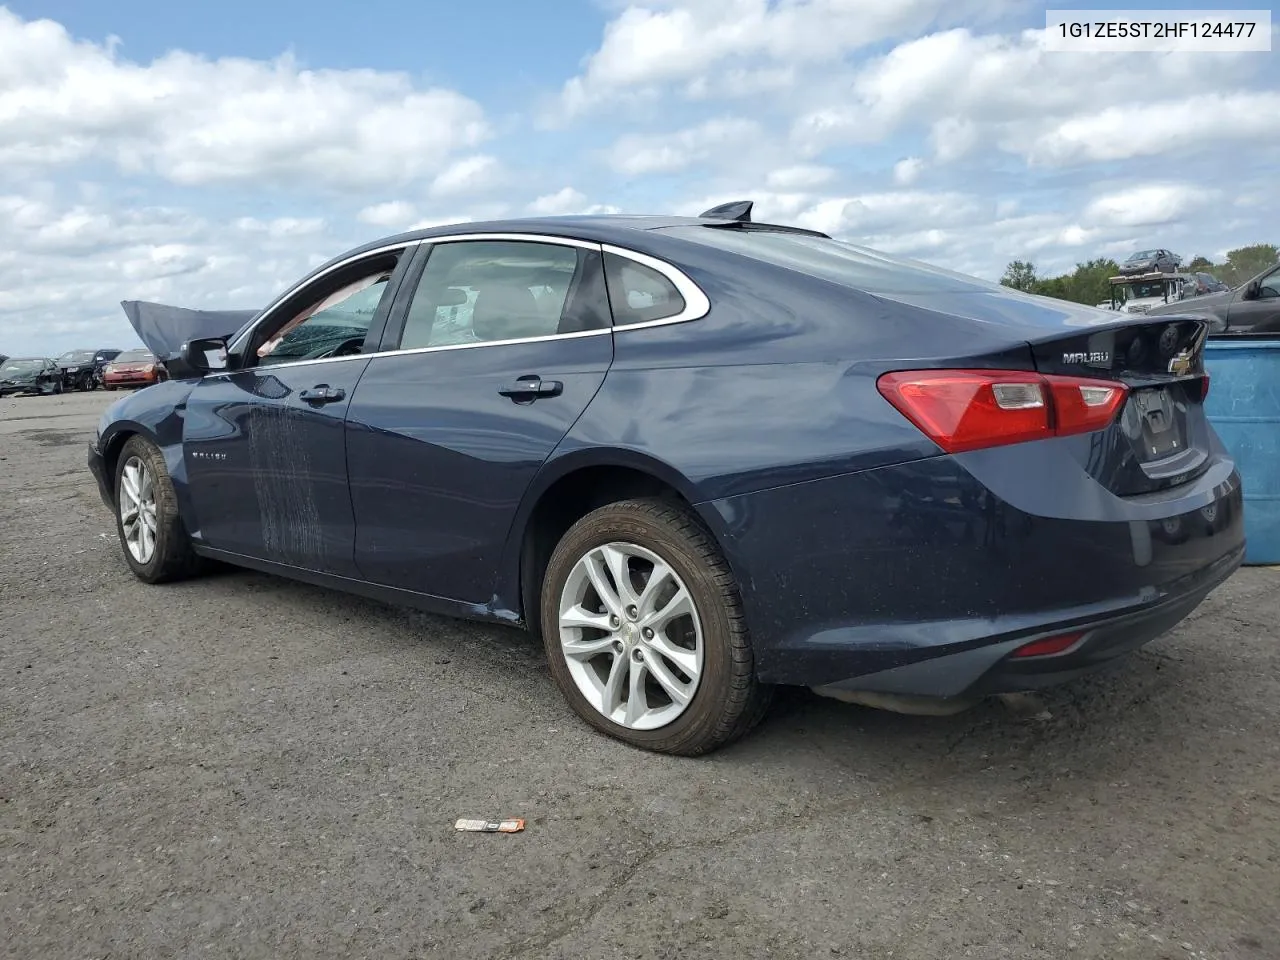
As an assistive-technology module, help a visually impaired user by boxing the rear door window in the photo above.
[395,240,601,349]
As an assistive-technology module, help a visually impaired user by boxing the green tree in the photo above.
[1062,258,1120,305]
[1186,255,1213,272]
[1220,244,1279,287]
[1000,260,1038,292]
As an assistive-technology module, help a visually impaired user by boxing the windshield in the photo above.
[1128,250,1157,260]
[1122,280,1171,300]
[115,349,154,362]
[1,359,44,374]
[58,350,94,363]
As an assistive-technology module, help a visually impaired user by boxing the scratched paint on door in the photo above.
[246,402,323,567]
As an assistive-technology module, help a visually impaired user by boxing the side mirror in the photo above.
[181,337,229,373]
[1243,281,1261,301]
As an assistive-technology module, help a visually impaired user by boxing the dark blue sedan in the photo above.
[88,204,1245,754]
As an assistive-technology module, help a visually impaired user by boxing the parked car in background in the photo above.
[1177,273,1230,300]
[57,348,121,390]
[0,357,64,396]
[1119,249,1180,275]
[1147,261,1280,333]
[102,348,166,390]
[88,206,1244,755]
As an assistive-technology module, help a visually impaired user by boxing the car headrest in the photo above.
[471,285,548,341]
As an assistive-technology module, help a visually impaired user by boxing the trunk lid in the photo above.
[1027,317,1211,495]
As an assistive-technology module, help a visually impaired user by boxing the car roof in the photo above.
[330,214,820,262]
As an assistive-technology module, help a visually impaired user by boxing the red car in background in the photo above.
[102,348,166,390]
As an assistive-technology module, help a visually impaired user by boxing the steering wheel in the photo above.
[330,337,365,358]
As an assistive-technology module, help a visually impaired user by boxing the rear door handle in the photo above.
[299,384,346,405]
[498,377,563,400]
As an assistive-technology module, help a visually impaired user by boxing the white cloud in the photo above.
[0,8,489,189]
[892,157,926,186]
[0,192,339,353]
[789,27,1269,167]
[1082,184,1214,229]
[357,201,419,228]
[429,155,504,197]
[1025,92,1280,166]
[527,188,587,215]
[233,216,326,238]
[766,165,836,190]
[797,190,985,236]
[606,117,762,175]
[558,0,1019,117]
[527,188,622,216]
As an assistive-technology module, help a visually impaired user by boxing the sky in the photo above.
[1,0,1278,355]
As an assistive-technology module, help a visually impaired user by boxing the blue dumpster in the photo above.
[1204,337,1280,565]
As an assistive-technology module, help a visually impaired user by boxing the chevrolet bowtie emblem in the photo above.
[1167,348,1193,376]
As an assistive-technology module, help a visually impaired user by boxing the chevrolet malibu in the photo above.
[88,205,1245,755]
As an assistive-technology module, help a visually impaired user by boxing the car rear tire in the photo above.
[113,435,205,584]
[540,497,772,756]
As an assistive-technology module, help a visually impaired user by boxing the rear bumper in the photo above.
[105,373,158,387]
[813,542,1241,700]
[704,454,1246,695]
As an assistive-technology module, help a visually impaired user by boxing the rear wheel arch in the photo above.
[514,457,727,639]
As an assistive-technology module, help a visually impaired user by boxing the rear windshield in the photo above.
[660,226,1003,296]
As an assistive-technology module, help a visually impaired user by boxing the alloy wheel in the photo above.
[557,541,704,730]
[119,455,158,564]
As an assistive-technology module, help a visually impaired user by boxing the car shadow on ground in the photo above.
[171,561,1229,805]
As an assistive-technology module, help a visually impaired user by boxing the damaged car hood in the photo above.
[121,300,259,362]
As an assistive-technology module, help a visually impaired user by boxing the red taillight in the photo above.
[1043,375,1128,437]
[1200,373,1210,400]
[1011,632,1084,658]
[876,369,1129,454]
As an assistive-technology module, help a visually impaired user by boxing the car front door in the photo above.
[180,244,415,574]
[1228,265,1280,333]
[345,236,614,604]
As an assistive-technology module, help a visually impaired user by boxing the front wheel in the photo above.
[540,498,772,756]
[113,436,205,583]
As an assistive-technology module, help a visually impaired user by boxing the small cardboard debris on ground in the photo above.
[454,818,525,833]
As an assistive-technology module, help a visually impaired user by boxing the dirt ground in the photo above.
[2,389,1277,960]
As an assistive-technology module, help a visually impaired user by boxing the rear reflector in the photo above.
[1011,632,1084,658]
[876,369,1129,454]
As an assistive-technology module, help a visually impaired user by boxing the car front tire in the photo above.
[112,435,205,584]
[540,497,772,756]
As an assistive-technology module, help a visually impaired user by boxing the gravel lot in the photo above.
[2,389,1278,960]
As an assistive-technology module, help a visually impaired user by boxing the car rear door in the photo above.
[345,235,614,604]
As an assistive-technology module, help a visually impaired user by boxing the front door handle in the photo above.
[299,384,346,405]
[499,377,563,400]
